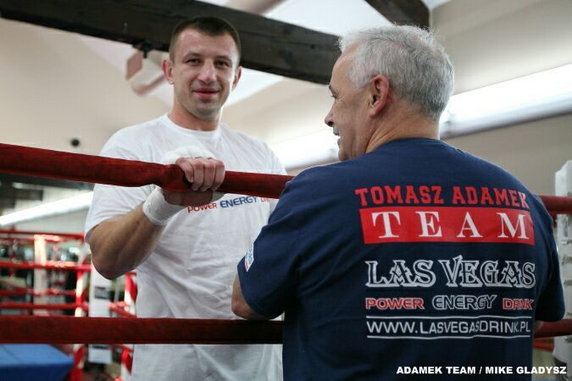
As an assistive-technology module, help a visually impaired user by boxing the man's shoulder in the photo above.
[220,125,268,147]
[290,161,352,192]
[101,115,166,159]
[112,115,166,139]
[218,125,282,169]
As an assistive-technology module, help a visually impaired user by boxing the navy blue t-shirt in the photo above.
[238,138,564,381]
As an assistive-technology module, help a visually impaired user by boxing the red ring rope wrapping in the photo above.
[0,316,283,344]
[0,316,567,343]
[0,288,75,297]
[0,229,84,241]
[0,143,571,212]
[0,143,291,198]
[1,143,572,343]
[535,319,572,338]
[0,261,91,272]
[0,303,87,311]
[537,195,572,215]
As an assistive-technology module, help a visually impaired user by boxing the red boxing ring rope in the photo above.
[0,143,291,199]
[0,316,283,344]
[534,319,572,338]
[1,143,572,343]
[0,316,567,344]
[0,229,84,241]
[0,303,88,311]
[0,288,75,297]
[0,261,91,272]
[538,195,572,215]
[0,143,571,212]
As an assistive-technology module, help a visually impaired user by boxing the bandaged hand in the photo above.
[142,146,225,226]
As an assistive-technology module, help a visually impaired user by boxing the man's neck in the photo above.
[366,107,439,153]
[168,108,220,131]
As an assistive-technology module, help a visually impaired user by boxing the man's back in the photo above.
[240,138,563,380]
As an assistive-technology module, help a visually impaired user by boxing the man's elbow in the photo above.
[91,253,122,280]
[231,300,245,318]
[232,298,253,319]
[89,240,123,280]
[231,297,269,320]
[88,226,126,279]
[231,276,271,320]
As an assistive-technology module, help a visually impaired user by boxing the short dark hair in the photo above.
[168,16,241,61]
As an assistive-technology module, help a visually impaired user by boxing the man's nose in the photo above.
[324,110,334,127]
[198,61,216,82]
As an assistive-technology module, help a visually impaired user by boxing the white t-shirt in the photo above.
[85,115,284,381]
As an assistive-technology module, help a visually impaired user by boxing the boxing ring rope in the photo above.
[0,316,283,344]
[0,315,567,343]
[0,287,75,298]
[0,261,91,272]
[0,143,291,199]
[0,142,570,211]
[0,302,88,311]
[0,257,90,313]
[1,142,572,344]
[0,229,84,241]
[535,320,572,339]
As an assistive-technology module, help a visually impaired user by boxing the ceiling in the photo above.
[72,0,448,107]
[0,0,571,228]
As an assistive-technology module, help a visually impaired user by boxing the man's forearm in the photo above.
[88,205,164,279]
[88,155,226,279]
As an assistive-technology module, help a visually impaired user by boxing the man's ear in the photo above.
[232,66,242,90]
[369,75,390,116]
[162,58,174,85]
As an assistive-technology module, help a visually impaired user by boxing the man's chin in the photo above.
[191,106,221,121]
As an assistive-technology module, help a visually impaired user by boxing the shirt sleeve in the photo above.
[84,133,153,241]
[237,169,320,318]
[534,204,565,322]
[535,237,565,322]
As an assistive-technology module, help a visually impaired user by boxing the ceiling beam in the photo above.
[0,0,339,84]
[364,0,429,28]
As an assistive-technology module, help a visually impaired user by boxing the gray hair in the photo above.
[340,25,454,121]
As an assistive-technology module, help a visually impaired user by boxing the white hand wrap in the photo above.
[142,145,222,226]
[142,187,186,226]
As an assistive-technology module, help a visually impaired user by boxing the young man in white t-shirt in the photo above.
[85,16,284,381]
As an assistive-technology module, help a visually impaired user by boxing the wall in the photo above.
[445,114,572,195]
[0,19,169,154]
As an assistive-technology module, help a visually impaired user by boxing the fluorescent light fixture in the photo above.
[0,192,93,226]
[275,64,572,169]
[440,64,572,136]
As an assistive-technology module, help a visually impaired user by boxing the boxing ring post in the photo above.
[553,160,572,376]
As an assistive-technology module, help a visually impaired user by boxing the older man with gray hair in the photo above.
[233,25,563,381]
